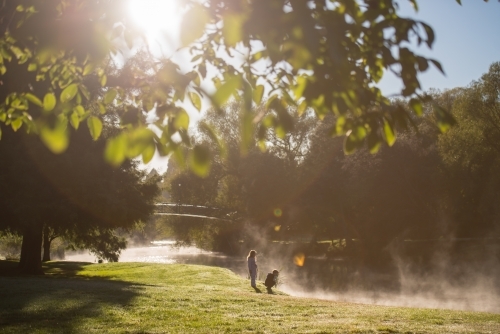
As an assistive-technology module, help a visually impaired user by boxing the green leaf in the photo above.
[409,98,423,116]
[105,133,128,167]
[409,0,419,11]
[199,121,227,159]
[11,118,22,131]
[104,89,117,104]
[383,120,396,146]
[60,84,78,103]
[40,121,68,154]
[43,93,56,112]
[455,0,462,4]
[213,76,241,106]
[25,93,43,107]
[343,130,363,155]
[174,109,190,130]
[142,143,156,164]
[126,128,155,158]
[223,13,244,47]
[189,145,211,177]
[297,100,307,116]
[83,63,95,76]
[74,105,85,116]
[70,111,80,130]
[180,5,210,46]
[366,131,381,154]
[433,104,456,133]
[87,116,103,141]
[253,85,264,105]
[189,92,202,111]
[27,63,37,72]
[100,74,107,87]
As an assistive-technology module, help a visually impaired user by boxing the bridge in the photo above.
[154,203,238,222]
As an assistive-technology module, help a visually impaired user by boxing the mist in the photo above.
[66,236,500,314]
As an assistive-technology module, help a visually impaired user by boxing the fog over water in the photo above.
[65,242,500,314]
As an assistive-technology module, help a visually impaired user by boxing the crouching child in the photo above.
[264,269,279,292]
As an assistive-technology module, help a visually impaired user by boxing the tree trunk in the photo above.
[19,223,44,275]
[42,225,51,262]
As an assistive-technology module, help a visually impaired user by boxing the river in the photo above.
[64,241,500,313]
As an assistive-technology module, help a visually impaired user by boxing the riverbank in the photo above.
[1,261,499,333]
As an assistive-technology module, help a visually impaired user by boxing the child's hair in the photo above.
[247,250,257,259]
[272,269,279,275]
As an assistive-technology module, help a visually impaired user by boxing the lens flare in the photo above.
[293,253,305,267]
[273,208,283,217]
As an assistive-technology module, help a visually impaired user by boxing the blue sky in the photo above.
[378,0,500,94]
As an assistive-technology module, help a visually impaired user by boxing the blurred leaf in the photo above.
[142,143,156,164]
[241,112,254,155]
[223,13,244,47]
[213,76,241,106]
[366,131,381,154]
[297,100,307,116]
[199,121,227,159]
[433,104,456,133]
[74,105,85,116]
[174,109,190,130]
[40,121,68,154]
[100,75,107,87]
[105,134,128,167]
[409,0,419,11]
[456,0,462,4]
[344,131,363,155]
[104,89,117,104]
[189,92,202,111]
[126,128,155,158]
[60,84,78,103]
[189,145,211,177]
[87,116,103,141]
[83,63,95,76]
[43,93,56,112]
[25,93,42,107]
[70,111,80,129]
[253,85,264,105]
[383,120,396,146]
[430,59,445,75]
[11,118,22,131]
[181,5,210,46]
[409,98,423,116]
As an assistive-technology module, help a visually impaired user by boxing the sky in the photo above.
[132,0,500,173]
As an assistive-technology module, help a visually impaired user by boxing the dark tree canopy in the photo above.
[0,125,159,273]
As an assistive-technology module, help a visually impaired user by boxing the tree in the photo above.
[0,0,466,170]
[0,0,489,271]
[438,63,500,238]
[0,125,159,274]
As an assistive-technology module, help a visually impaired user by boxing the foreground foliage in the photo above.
[0,261,499,333]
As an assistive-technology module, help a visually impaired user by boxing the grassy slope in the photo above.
[0,261,499,333]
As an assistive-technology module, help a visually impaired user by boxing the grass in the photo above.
[0,261,499,333]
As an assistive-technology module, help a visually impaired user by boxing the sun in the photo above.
[128,0,181,38]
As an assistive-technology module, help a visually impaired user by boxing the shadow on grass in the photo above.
[253,286,262,293]
[0,260,144,333]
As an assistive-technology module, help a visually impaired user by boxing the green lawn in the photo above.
[0,261,499,333]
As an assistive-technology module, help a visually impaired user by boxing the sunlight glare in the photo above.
[128,0,180,38]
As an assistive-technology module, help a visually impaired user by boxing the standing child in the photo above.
[247,250,258,288]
